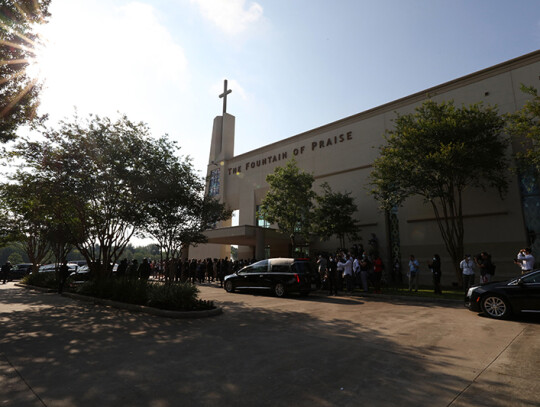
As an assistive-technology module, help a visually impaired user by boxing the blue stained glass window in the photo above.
[209,168,220,197]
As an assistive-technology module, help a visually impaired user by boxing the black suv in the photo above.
[224,258,314,297]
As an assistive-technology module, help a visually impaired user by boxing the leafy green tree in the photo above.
[258,159,315,255]
[0,175,53,273]
[312,182,360,250]
[370,100,508,283]
[506,85,540,171]
[7,251,22,264]
[8,114,166,278]
[0,0,50,142]
[139,139,230,267]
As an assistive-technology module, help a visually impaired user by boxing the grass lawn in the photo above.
[379,285,465,300]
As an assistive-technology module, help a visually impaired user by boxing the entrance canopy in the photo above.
[204,225,289,247]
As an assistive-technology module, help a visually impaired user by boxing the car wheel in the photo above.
[274,283,286,297]
[481,295,510,319]
[224,280,234,293]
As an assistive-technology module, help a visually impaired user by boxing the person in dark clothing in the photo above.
[428,254,442,294]
[327,255,338,296]
[217,259,225,287]
[189,259,197,284]
[475,252,494,284]
[116,258,128,279]
[138,258,152,281]
[127,259,139,280]
[206,258,213,282]
[1,261,12,284]
[58,261,70,293]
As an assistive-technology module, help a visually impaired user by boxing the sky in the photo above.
[32,0,540,177]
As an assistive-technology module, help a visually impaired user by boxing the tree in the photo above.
[7,113,167,278]
[0,0,50,142]
[312,182,361,250]
[139,139,230,270]
[258,159,315,255]
[0,175,53,273]
[370,100,508,283]
[506,85,540,172]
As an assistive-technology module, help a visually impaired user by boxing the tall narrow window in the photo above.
[208,168,220,197]
[256,205,270,228]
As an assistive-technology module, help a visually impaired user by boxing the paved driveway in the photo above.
[1,282,539,406]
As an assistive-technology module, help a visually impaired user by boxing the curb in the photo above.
[310,289,463,305]
[15,283,57,293]
[15,283,223,319]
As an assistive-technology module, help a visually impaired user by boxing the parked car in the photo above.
[38,263,78,273]
[9,263,33,279]
[69,265,90,282]
[465,269,540,319]
[224,258,315,297]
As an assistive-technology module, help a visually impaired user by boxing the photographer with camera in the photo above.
[514,247,535,275]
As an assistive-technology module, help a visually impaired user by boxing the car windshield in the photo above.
[520,271,540,284]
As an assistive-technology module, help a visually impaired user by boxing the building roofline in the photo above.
[229,49,540,162]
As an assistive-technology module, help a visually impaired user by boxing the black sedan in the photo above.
[224,258,314,297]
[466,269,540,319]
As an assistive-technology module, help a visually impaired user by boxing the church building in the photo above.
[189,50,540,284]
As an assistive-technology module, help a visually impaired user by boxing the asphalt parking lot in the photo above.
[1,282,539,407]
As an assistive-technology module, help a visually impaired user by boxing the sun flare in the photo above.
[0,1,50,139]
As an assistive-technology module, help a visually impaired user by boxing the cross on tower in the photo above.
[219,79,232,115]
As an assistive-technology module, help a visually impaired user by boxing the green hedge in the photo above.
[21,272,58,289]
[76,279,214,311]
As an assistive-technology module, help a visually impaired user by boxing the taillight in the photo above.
[295,274,300,283]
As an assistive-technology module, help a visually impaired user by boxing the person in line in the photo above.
[352,255,361,288]
[476,252,494,283]
[316,254,327,291]
[372,254,384,294]
[1,261,11,284]
[428,254,442,294]
[138,258,152,281]
[515,247,535,275]
[116,258,128,279]
[408,255,419,292]
[338,253,354,293]
[326,255,338,296]
[359,252,370,293]
[460,254,475,293]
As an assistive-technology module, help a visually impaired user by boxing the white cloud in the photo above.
[190,0,263,35]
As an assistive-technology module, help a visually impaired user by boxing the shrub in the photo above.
[147,283,214,311]
[76,279,214,311]
[21,272,58,289]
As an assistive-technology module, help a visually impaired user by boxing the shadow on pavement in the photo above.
[0,284,524,407]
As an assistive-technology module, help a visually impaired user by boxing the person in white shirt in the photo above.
[515,247,535,274]
[338,254,354,293]
[460,254,475,293]
[353,256,360,288]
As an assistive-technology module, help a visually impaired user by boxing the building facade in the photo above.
[190,50,540,284]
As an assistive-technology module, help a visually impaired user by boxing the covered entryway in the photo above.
[203,225,291,260]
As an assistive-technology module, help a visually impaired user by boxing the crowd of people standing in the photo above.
[316,250,385,295]
[114,256,255,287]
[110,244,536,297]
